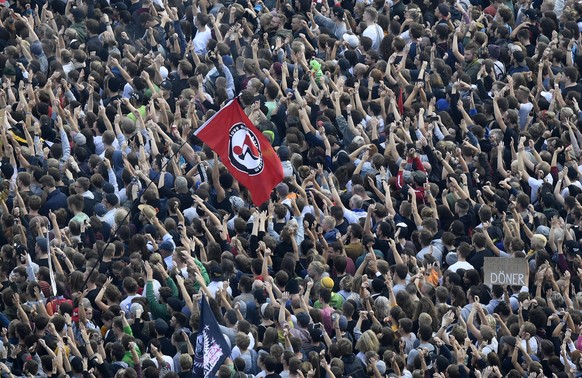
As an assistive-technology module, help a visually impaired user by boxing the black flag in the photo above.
[193,295,231,377]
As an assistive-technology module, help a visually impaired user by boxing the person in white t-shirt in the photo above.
[119,277,140,315]
[362,8,384,52]
[193,14,212,55]
[101,193,119,227]
[515,84,534,130]
[447,242,475,273]
[207,264,232,298]
[517,145,552,204]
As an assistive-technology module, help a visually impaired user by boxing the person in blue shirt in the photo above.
[507,50,531,76]
[38,175,67,217]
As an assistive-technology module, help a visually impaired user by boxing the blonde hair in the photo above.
[102,31,117,46]
[340,275,353,291]
[115,208,128,225]
[418,312,433,327]
[531,234,547,249]
[322,216,336,230]
[309,261,326,276]
[355,329,380,354]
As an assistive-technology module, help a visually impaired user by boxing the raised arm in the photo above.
[493,95,508,133]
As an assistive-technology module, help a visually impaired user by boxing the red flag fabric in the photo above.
[397,87,404,116]
[194,99,284,205]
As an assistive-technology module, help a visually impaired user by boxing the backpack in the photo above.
[494,60,507,81]
[248,349,258,375]
[342,356,367,378]
[204,69,220,99]
[533,335,543,357]
[46,297,73,316]
[204,65,233,99]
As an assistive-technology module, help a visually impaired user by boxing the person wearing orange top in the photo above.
[421,254,441,288]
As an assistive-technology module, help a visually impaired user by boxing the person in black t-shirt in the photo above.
[468,232,494,273]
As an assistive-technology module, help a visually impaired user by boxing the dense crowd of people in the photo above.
[0,0,582,377]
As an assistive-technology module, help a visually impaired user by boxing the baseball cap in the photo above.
[30,41,43,56]
[395,222,409,239]
[277,146,290,161]
[210,264,223,280]
[36,237,48,253]
[159,66,169,80]
[412,170,427,185]
[436,98,450,112]
[342,34,359,48]
[130,91,144,103]
[102,182,115,194]
[105,193,118,206]
[154,318,169,334]
[321,277,334,290]
[376,360,387,375]
[535,225,550,237]
[95,203,107,217]
[565,240,581,255]
[229,196,244,212]
[73,132,86,146]
[160,80,173,91]
[159,240,174,252]
[130,303,144,316]
[112,2,128,10]
[276,183,289,196]
[332,5,345,20]
[524,8,538,20]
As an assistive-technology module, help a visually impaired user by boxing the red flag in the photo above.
[397,87,404,116]
[194,99,284,205]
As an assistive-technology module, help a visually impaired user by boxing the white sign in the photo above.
[484,257,529,286]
